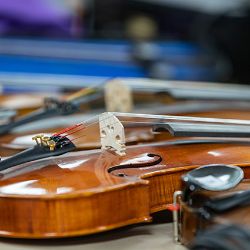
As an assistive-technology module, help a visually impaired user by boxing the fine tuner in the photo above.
[32,135,56,151]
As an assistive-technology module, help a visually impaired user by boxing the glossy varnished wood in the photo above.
[0,140,250,238]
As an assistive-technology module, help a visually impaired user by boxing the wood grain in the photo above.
[0,140,250,238]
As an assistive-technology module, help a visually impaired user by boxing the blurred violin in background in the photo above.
[2,78,250,157]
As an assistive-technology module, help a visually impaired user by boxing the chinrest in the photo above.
[182,164,244,191]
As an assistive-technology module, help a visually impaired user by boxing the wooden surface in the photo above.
[0,223,186,250]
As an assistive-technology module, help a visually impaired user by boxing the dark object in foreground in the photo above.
[189,224,250,250]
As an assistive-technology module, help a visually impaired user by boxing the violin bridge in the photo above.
[99,112,126,156]
[104,79,133,112]
[32,134,56,151]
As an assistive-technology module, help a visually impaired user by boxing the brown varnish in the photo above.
[0,140,250,238]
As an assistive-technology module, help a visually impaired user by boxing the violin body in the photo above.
[1,139,250,238]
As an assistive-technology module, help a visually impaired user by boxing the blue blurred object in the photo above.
[0,83,66,94]
[0,38,221,90]
[0,55,146,77]
[0,38,206,63]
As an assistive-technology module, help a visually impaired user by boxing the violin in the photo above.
[174,164,250,248]
[2,78,250,136]
[0,113,250,238]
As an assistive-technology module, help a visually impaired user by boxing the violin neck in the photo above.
[114,112,250,127]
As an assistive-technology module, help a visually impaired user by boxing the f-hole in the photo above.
[107,153,162,176]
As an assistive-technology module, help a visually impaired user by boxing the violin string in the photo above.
[54,123,86,137]
[69,120,154,145]
[52,115,102,139]
[121,112,250,125]
[53,123,85,136]
[61,125,86,137]
[57,117,123,145]
[52,120,98,141]
[69,120,118,142]
[51,112,250,145]
[70,120,122,144]
[69,120,156,145]
[70,134,87,142]
[57,113,250,140]
[53,115,162,141]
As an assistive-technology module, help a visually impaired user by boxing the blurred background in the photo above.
[0,0,249,92]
